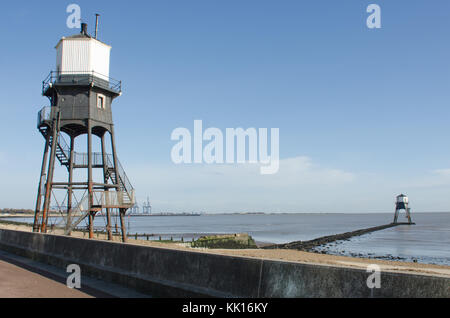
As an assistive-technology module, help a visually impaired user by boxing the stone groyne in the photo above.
[263,223,413,251]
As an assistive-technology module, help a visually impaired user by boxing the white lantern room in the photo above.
[55,33,111,81]
[396,194,408,204]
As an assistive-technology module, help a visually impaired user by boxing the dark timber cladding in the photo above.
[33,23,135,242]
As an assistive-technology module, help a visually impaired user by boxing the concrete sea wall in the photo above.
[0,229,448,298]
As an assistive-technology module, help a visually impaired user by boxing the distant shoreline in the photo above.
[2,211,450,219]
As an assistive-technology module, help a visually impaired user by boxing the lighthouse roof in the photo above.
[65,33,92,39]
[56,33,111,49]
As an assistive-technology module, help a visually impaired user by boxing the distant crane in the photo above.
[130,203,140,215]
[142,196,152,214]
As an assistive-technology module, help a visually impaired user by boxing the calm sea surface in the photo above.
[8,212,450,265]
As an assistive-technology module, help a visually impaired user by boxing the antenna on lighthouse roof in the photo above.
[95,14,100,39]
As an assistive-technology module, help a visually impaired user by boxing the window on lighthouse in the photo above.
[97,94,105,109]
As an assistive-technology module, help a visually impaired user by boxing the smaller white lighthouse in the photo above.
[393,194,413,224]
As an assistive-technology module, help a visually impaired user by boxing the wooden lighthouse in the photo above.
[33,23,135,242]
[393,194,413,224]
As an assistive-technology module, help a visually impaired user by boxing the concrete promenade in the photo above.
[0,252,93,298]
[0,250,147,298]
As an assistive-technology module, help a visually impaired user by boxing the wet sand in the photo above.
[1,222,449,279]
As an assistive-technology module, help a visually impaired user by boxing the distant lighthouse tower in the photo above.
[393,194,413,224]
[33,22,135,242]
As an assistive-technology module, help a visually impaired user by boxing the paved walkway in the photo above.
[0,256,93,298]
[0,251,148,298]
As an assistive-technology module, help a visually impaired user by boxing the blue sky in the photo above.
[1,1,450,212]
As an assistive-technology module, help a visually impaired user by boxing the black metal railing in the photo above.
[106,154,134,202]
[72,152,104,167]
[37,106,58,128]
[42,71,122,94]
